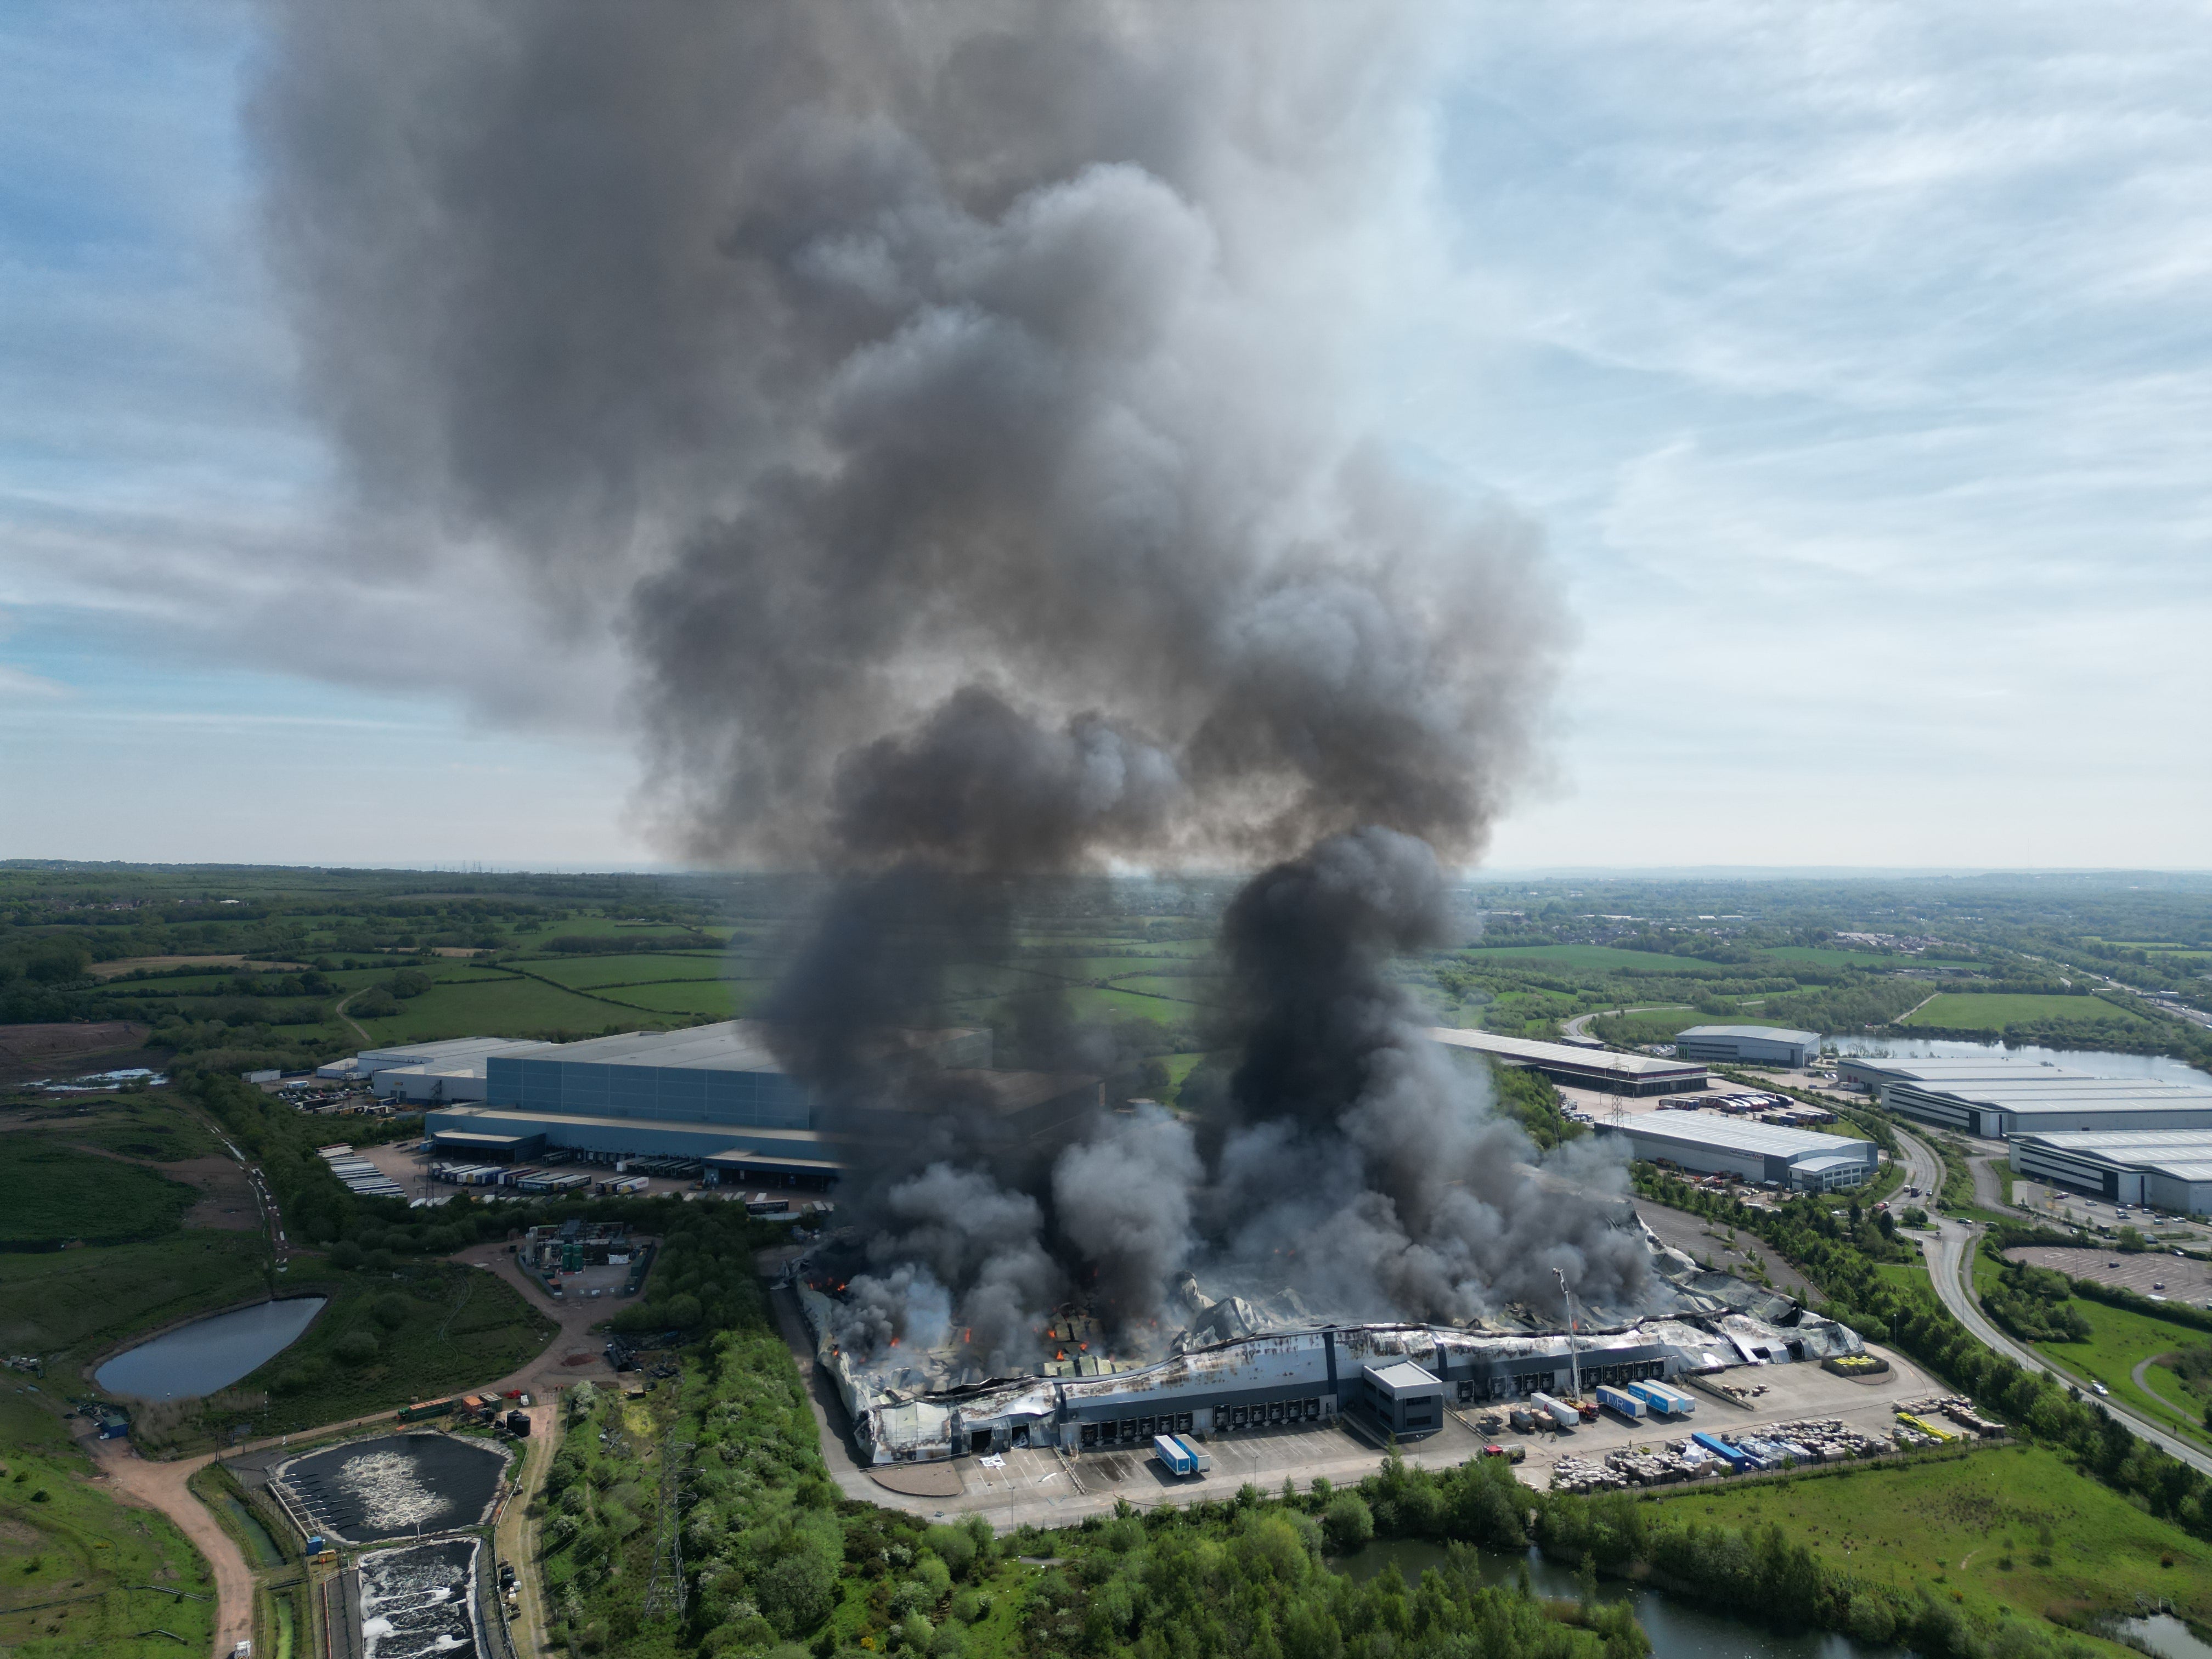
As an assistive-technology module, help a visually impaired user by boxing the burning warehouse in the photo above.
[794,1214,1865,1464]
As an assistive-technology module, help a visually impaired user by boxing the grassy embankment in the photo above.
[0,1392,217,1658]
[1970,1249,2212,1450]
[0,1141,201,1248]
[1646,1444,2210,1646]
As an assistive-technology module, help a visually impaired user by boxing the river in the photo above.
[1335,1539,1894,1659]
[94,1296,327,1400]
[1821,1035,2212,1089]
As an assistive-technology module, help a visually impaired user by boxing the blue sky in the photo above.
[2,2,2207,870]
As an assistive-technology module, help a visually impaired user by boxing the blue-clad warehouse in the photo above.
[485,1026,819,1127]
[412,1021,1093,1189]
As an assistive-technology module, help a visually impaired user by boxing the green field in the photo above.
[1057,985,1205,1025]
[0,1143,200,1246]
[351,973,686,1042]
[1104,973,1221,1004]
[611,979,758,1018]
[1652,1445,2211,1641]
[0,1232,271,1372]
[1904,993,2146,1030]
[518,952,731,989]
[1462,944,1733,974]
[0,1392,218,1658]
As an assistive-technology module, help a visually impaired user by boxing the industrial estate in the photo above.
[6,864,2212,1659]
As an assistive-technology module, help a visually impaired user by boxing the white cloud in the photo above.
[0,663,67,699]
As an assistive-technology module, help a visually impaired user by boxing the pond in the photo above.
[2106,1613,2212,1659]
[94,1297,327,1401]
[1335,1540,1895,1659]
[1821,1035,2211,1089]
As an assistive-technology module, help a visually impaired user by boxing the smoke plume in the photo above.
[256,2,1633,1366]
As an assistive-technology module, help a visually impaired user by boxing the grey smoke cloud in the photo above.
[1052,1104,1201,1324]
[255,2,1628,1360]
[1199,830,1648,1324]
[255,0,1557,870]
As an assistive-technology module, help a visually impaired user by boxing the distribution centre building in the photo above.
[1672,1025,1820,1068]
[1428,1028,1707,1095]
[1594,1109,1878,1190]
[394,1020,1096,1188]
[2008,1130,2212,1216]
[1837,1056,2212,1137]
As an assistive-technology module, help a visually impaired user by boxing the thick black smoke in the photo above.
[1201,830,1649,1323]
[255,2,1630,1366]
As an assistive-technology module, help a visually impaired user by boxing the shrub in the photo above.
[1322,1492,1374,1554]
[755,1550,835,1637]
[371,1293,411,1330]
[334,1329,381,1365]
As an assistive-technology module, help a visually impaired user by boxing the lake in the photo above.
[1822,1035,2212,1088]
[95,1296,327,1400]
[1335,1539,1894,1659]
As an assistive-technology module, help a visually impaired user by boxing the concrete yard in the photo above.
[770,1283,1942,1530]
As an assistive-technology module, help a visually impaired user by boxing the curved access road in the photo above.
[1893,1126,2212,1479]
[83,1437,250,1659]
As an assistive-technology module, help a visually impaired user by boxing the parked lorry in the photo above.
[1594,1385,1645,1420]
[1529,1392,1581,1431]
[1152,1434,1213,1477]
[1628,1380,1695,1417]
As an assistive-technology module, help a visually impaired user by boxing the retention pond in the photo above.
[1335,1540,1895,1659]
[94,1296,326,1400]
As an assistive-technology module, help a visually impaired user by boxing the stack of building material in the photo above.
[1550,1454,1630,1492]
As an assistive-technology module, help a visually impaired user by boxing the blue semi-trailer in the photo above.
[1692,1431,1750,1469]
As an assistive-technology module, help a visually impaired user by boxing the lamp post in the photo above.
[1554,1267,1581,1399]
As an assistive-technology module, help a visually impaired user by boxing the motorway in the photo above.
[1891,1124,2212,1478]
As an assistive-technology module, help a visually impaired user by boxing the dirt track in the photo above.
[82,1433,249,1659]
[452,1243,620,1395]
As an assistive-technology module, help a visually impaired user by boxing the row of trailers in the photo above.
[430,1160,593,1195]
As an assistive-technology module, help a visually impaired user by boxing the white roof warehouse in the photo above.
[2010,1129,2212,1216]
[1837,1056,2212,1138]
[1595,1109,1878,1191]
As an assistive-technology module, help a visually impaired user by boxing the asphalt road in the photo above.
[1892,1124,2212,1479]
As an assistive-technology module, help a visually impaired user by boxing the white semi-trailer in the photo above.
[1529,1392,1581,1430]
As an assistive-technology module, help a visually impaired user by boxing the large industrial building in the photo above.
[1594,1109,1879,1191]
[1838,1056,2212,1138]
[348,1020,1099,1188]
[794,1222,1866,1463]
[1672,1026,1820,1068]
[1429,1028,1707,1095]
[2009,1130,2212,1216]
[319,1035,544,1102]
